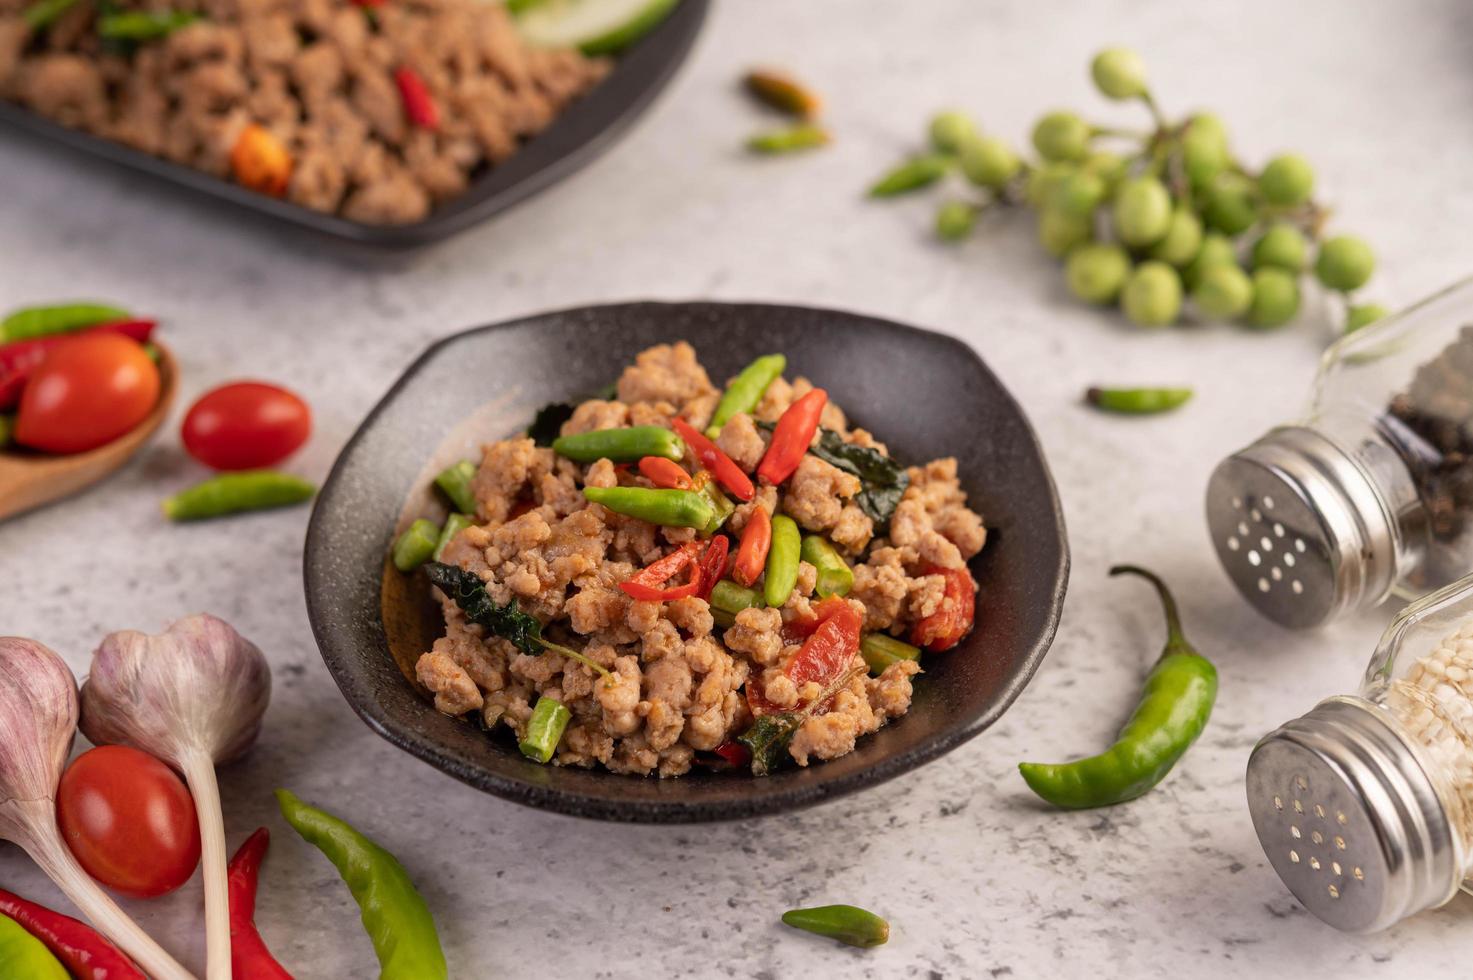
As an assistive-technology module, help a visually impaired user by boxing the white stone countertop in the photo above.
[4,0,1473,976]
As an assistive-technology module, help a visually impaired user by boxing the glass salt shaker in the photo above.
[1206,278,1473,628]
[1246,575,1473,931]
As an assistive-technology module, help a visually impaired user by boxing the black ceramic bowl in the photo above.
[305,302,1069,821]
[0,1,707,247]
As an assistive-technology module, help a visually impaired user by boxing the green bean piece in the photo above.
[21,0,80,30]
[1019,566,1218,809]
[519,696,572,763]
[705,354,786,438]
[0,302,129,343]
[0,913,68,979]
[583,486,714,529]
[433,460,478,514]
[780,905,890,949]
[393,518,441,572]
[800,535,853,598]
[433,513,473,561]
[710,579,763,617]
[1085,387,1193,415]
[552,425,683,463]
[764,514,801,608]
[699,482,735,536]
[748,123,830,155]
[276,789,447,980]
[97,10,199,41]
[868,154,951,197]
[0,415,12,449]
[860,634,921,675]
[162,471,315,521]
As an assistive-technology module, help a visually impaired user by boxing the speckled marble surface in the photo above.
[3,1,1473,976]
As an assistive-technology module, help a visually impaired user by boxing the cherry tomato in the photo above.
[909,566,978,652]
[13,334,160,454]
[56,746,200,898]
[181,381,311,471]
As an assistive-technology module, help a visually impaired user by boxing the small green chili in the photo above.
[1085,386,1193,415]
[433,513,473,561]
[0,302,129,343]
[780,905,889,948]
[276,789,447,980]
[583,486,714,529]
[21,0,81,30]
[1019,565,1217,809]
[433,460,478,514]
[97,10,199,41]
[748,124,830,155]
[519,696,571,763]
[552,426,682,463]
[800,535,853,597]
[860,634,920,675]
[868,154,951,197]
[162,471,315,521]
[706,353,786,438]
[764,514,801,607]
[393,518,441,571]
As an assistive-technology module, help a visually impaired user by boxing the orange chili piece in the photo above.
[394,66,439,130]
[695,534,729,601]
[909,565,977,652]
[619,541,703,601]
[756,388,827,486]
[732,505,771,587]
[671,417,754,502]
[230,124,292,197]
[638,455,692,490]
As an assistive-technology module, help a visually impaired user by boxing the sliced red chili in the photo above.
[394,66,439,130]
[695,534,729,600]
[909,565,977,652]
[0,319,156,411]
[638,455,692,490]
[672,417,754,502]
[732,504,771,587]
[756,388,827,486]
[619,541,702,601]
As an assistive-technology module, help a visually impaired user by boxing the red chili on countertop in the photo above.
[671,417,754,502]
[228,828,295,979]
[756,388,827,486]
[909,565,977,652]
[0,888,145,980]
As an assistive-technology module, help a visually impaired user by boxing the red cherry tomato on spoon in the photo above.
[182,381,311,470]
[13,333,160,454]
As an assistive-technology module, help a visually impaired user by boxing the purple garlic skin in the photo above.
[81,614,271,766]
[0,639,78,837]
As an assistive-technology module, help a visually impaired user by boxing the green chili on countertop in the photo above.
[801,535,853,597]
[706,354,786,438]
[0,302,129,343]
[433,460,478,514]
[552,425,682,463]
[860,634,920,675]
[764,514,801,608]
[275,789,447,980]
[1085,386,1193,415]
[393,518,441,572]
[0,913,69,980]
[433,513,472,561]
[748,124,830,155]
[1019,565,1217,809]
[868,154,951,197]
[162,471,315,521]
[519,696,572,763]
[935,200,979,241]
[21,0,80,30]
[780,905,890,949]
[584,485,714,529]
[97,10,199,41]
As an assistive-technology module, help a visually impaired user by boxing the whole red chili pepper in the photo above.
[638,455,692,490]
[0,319,156,410]
[671,418,754,502]
[747,596,859,716]
[732,505,771,587]
[695,534,729,600]
[756,389,828,486]
[394,66,439,130]
[0,887,145,980]
[619,541,703,601]
[228,828,295,979]
[909,566,977,652]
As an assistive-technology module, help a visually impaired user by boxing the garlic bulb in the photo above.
[81,615,272,980]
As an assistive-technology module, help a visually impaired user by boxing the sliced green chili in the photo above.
[706,354,786,438]
[97,10,199,41]
[162,471,315,521]
[781,904,890,949]
[276,789,447,980]
[433,460,478,514]
[699,482,735,535]
[1019,565,1217,809]
[519,696,571,763]
[801,535,853,597]
[583,486,714,529]
[1084,386,1193,415]
[393,518,441,572]
[868,154,951,197]
[552,426,682,463]
[433,513,473,561]
[764,514,801,607]
[21,0,81,30]
[860,634,920,675]
[748,124,830,155]
[0,302,129,343]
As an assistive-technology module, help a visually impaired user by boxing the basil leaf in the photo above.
[424,562,543,655]
[808,429,910,530]
[736,713,802,776]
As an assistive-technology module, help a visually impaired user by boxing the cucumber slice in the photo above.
[515,0,679,56]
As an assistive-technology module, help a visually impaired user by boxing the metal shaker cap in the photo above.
[1246,697,1461,932]
[1206,426,1400,629]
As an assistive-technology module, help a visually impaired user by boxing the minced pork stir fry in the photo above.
[396,343,986,777]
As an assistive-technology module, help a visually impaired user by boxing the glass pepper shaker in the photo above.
[1246,574,1473,931]
[1206,278,1473,628]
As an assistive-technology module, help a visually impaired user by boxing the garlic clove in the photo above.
[0,638,77,837]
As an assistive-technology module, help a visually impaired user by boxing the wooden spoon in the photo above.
[0,343,177,521]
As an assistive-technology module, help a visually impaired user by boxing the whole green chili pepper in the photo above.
[935,200,979,241]
[519,696,571,763]
[1085,386,1193,415]
[552,426,682,463]
[0,913,69,980]
[97,10,199,41]
[860,633,920,675]
[1019,565,1217,809]
[780,905,889,949]
[162,471,315,521]
[764,514,801,607]
[21,0,81,30]
[432,513,473,561]
[747,124,830,155]
[705,353,786,438]
[800,535,853,598]
[868,154,951,197]
[583,486,714,529]
[433,460,478,514]
[0,302,129,343]
[393,518,441,571]
[275,790,447,980]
